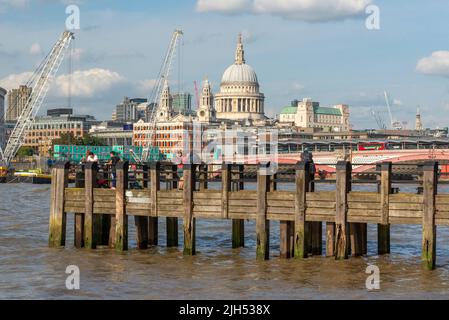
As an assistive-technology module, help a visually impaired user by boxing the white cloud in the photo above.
[196,0,373,22]
[137,79,157,95]
[196,0,252,14]
[29,43,42,55]
[393,99,403,106]
[0,71,33,90]
[53,68,125,98]
[292,82,304,91]
[416,51,449,77]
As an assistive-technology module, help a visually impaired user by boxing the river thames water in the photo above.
[1,183,449,299]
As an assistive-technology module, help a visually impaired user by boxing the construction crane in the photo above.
[371,109,387,130]
[140,29,183,162]
[384,90,403,130]
[0,31,74,167]
[194,80,200,110]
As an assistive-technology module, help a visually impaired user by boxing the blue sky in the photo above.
[1,0,449,129]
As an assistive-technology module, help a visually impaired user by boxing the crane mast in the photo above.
[141,29,183,162]
[0,31,74,167]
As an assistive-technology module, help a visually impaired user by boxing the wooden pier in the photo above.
[49,161,445,270]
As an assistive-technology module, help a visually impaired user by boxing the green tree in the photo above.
[17,146,35,157]
[52,132,105,148]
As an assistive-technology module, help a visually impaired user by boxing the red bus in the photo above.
[358,142,387,151]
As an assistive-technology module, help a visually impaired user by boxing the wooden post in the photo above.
[311,222,323,255]
[335,161,351,260]
[222,163,231,219]
[115,161,129,251]
[83,162,98,249]
[422,161,438,270]
[133,165,149,249]
[74,170,84,248]
[199,163,208,191]
[232,165,245,248]
[49,161,70,247]
[294,161,310,259]
[350,223,363,257]
[149,162,160,246]
[378,162,392,255]
[326,222,335,257]
[256,163,270,260]
[166,164,178,247]
[183,164,196,255]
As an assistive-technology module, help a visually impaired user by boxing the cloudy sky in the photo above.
[1,0,449,129]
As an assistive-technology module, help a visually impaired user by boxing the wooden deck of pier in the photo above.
[49,161,444,270]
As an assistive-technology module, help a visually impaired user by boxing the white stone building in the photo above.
[279,98,350,132]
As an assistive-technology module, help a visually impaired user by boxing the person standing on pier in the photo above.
[107,151,120,189]
[86,151,99,163]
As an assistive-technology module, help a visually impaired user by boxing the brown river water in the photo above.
[1,183,449,299]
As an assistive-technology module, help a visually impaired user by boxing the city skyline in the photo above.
[1,1,449,129]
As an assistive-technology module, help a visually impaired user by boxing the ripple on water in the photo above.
[1,184,449,299]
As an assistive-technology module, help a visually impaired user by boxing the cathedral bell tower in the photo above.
[197,78,215,122]
[157,80,173,121]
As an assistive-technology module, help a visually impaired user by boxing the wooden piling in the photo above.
[222,164,231,220]
[349,223,363,257]
[199,163,208,191]
[326,222,335,257]
[311,222,323,255]
[115,161,128,251]
[133,164,149,249]
[378,162,392,255]
[166,164,178,247]
[294,161,311,259]
[183,164,196,255]
[48,161,70,247]
[256,163,270,260]
[231,166,245,248]
[335,161,351,260]
[74,171,84,248]
[149,162,160,246]
[83,162,97,249]
[422,161,438,270]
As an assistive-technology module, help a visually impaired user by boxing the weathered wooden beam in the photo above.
[74,172,84,248]
[83,162,98,249]
[256,163,270,260]
[232,164,244,248]
[115,161,128,251]
[222,163,231,220]
[422,161,438,270]
[326,222,335,257]
[335,161,351,260]
[280,221,294,259]
[199,163,208,191]
[294,161,311,259]
[49,161,70,248]
[274,172,293,259]
[166,164,178,247]
[378,162,392,255]
[149,162,160,246]
[183,164,196,255]
[349,223,363,257]
[311,221,323,255]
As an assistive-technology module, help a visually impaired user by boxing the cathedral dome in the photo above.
[221,63,258,85]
